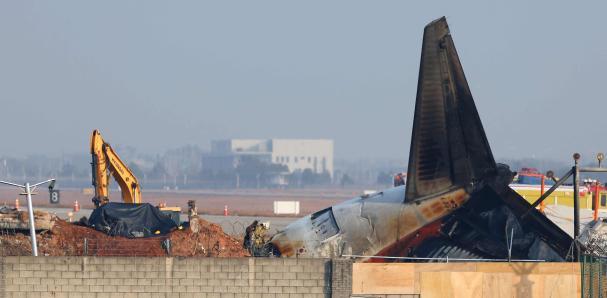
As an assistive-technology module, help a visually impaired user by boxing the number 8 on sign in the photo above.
[49,190,60,204]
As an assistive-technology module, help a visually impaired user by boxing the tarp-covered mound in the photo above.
[88,203,177,238]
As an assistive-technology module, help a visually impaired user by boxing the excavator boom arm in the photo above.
[90,130,142,206]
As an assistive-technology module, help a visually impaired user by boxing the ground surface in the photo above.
[542,204,607,237]
[0,216,248,257]
[0,187,364,257]
[1,187,598,258]
[0,187,360,217]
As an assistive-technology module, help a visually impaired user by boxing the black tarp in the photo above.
[88,203,177,238]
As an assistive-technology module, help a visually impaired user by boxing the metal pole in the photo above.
[573,156,580,261]
[0,178,53,257]
[539,175,546,213]
[579,167,607,173]
[573,166,580,239]
[25,182,38,256]
[594,183,599,221]
[524,169,573,217]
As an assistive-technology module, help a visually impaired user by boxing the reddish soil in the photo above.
[169,218,249,257]
[0,216,248,257]
[0,187,360,257]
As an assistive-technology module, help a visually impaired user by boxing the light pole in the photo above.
[0,178,55,256]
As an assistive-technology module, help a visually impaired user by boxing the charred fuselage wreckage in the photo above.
[262,17,574,261]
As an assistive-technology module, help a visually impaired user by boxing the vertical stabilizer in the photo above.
[405,17,496,202]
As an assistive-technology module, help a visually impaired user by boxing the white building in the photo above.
[203,139,334,177]
[270,139,333,177]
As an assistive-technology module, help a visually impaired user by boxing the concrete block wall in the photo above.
[330,259,352,298]
[0,257,332,298]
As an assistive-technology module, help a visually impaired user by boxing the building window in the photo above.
[602,194,607,207]
[307,157,311,163]
[286,157,290,163]
[295,157,299,163]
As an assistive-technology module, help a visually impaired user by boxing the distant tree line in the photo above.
[4,146,593,190]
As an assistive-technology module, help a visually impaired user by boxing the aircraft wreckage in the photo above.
[259,17,574,261]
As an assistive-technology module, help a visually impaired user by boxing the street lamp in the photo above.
[0,178,55,256]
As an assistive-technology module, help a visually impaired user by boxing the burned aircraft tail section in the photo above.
[264,17,574,262]
[402,17,572,261]
[405,17,495,202]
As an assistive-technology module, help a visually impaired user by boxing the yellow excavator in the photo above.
[90,130,181,220]
[90,129,141,207]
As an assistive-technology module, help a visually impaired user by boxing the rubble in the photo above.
[170,217,249,257]
[189,216,201,233]
[0,215,248,257]
[0,206,54,231]
[579,219,607,257]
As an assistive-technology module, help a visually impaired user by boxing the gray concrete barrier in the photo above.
[0,256,338,298]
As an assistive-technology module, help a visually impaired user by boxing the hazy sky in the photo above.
[1,1,606,162]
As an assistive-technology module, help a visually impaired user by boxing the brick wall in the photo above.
[0,256,332,298]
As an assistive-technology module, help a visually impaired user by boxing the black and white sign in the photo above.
[49,190,60,204]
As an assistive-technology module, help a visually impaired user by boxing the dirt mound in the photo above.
[170,217,249,257]
[0,216,248,257]
[0,233,33,256]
